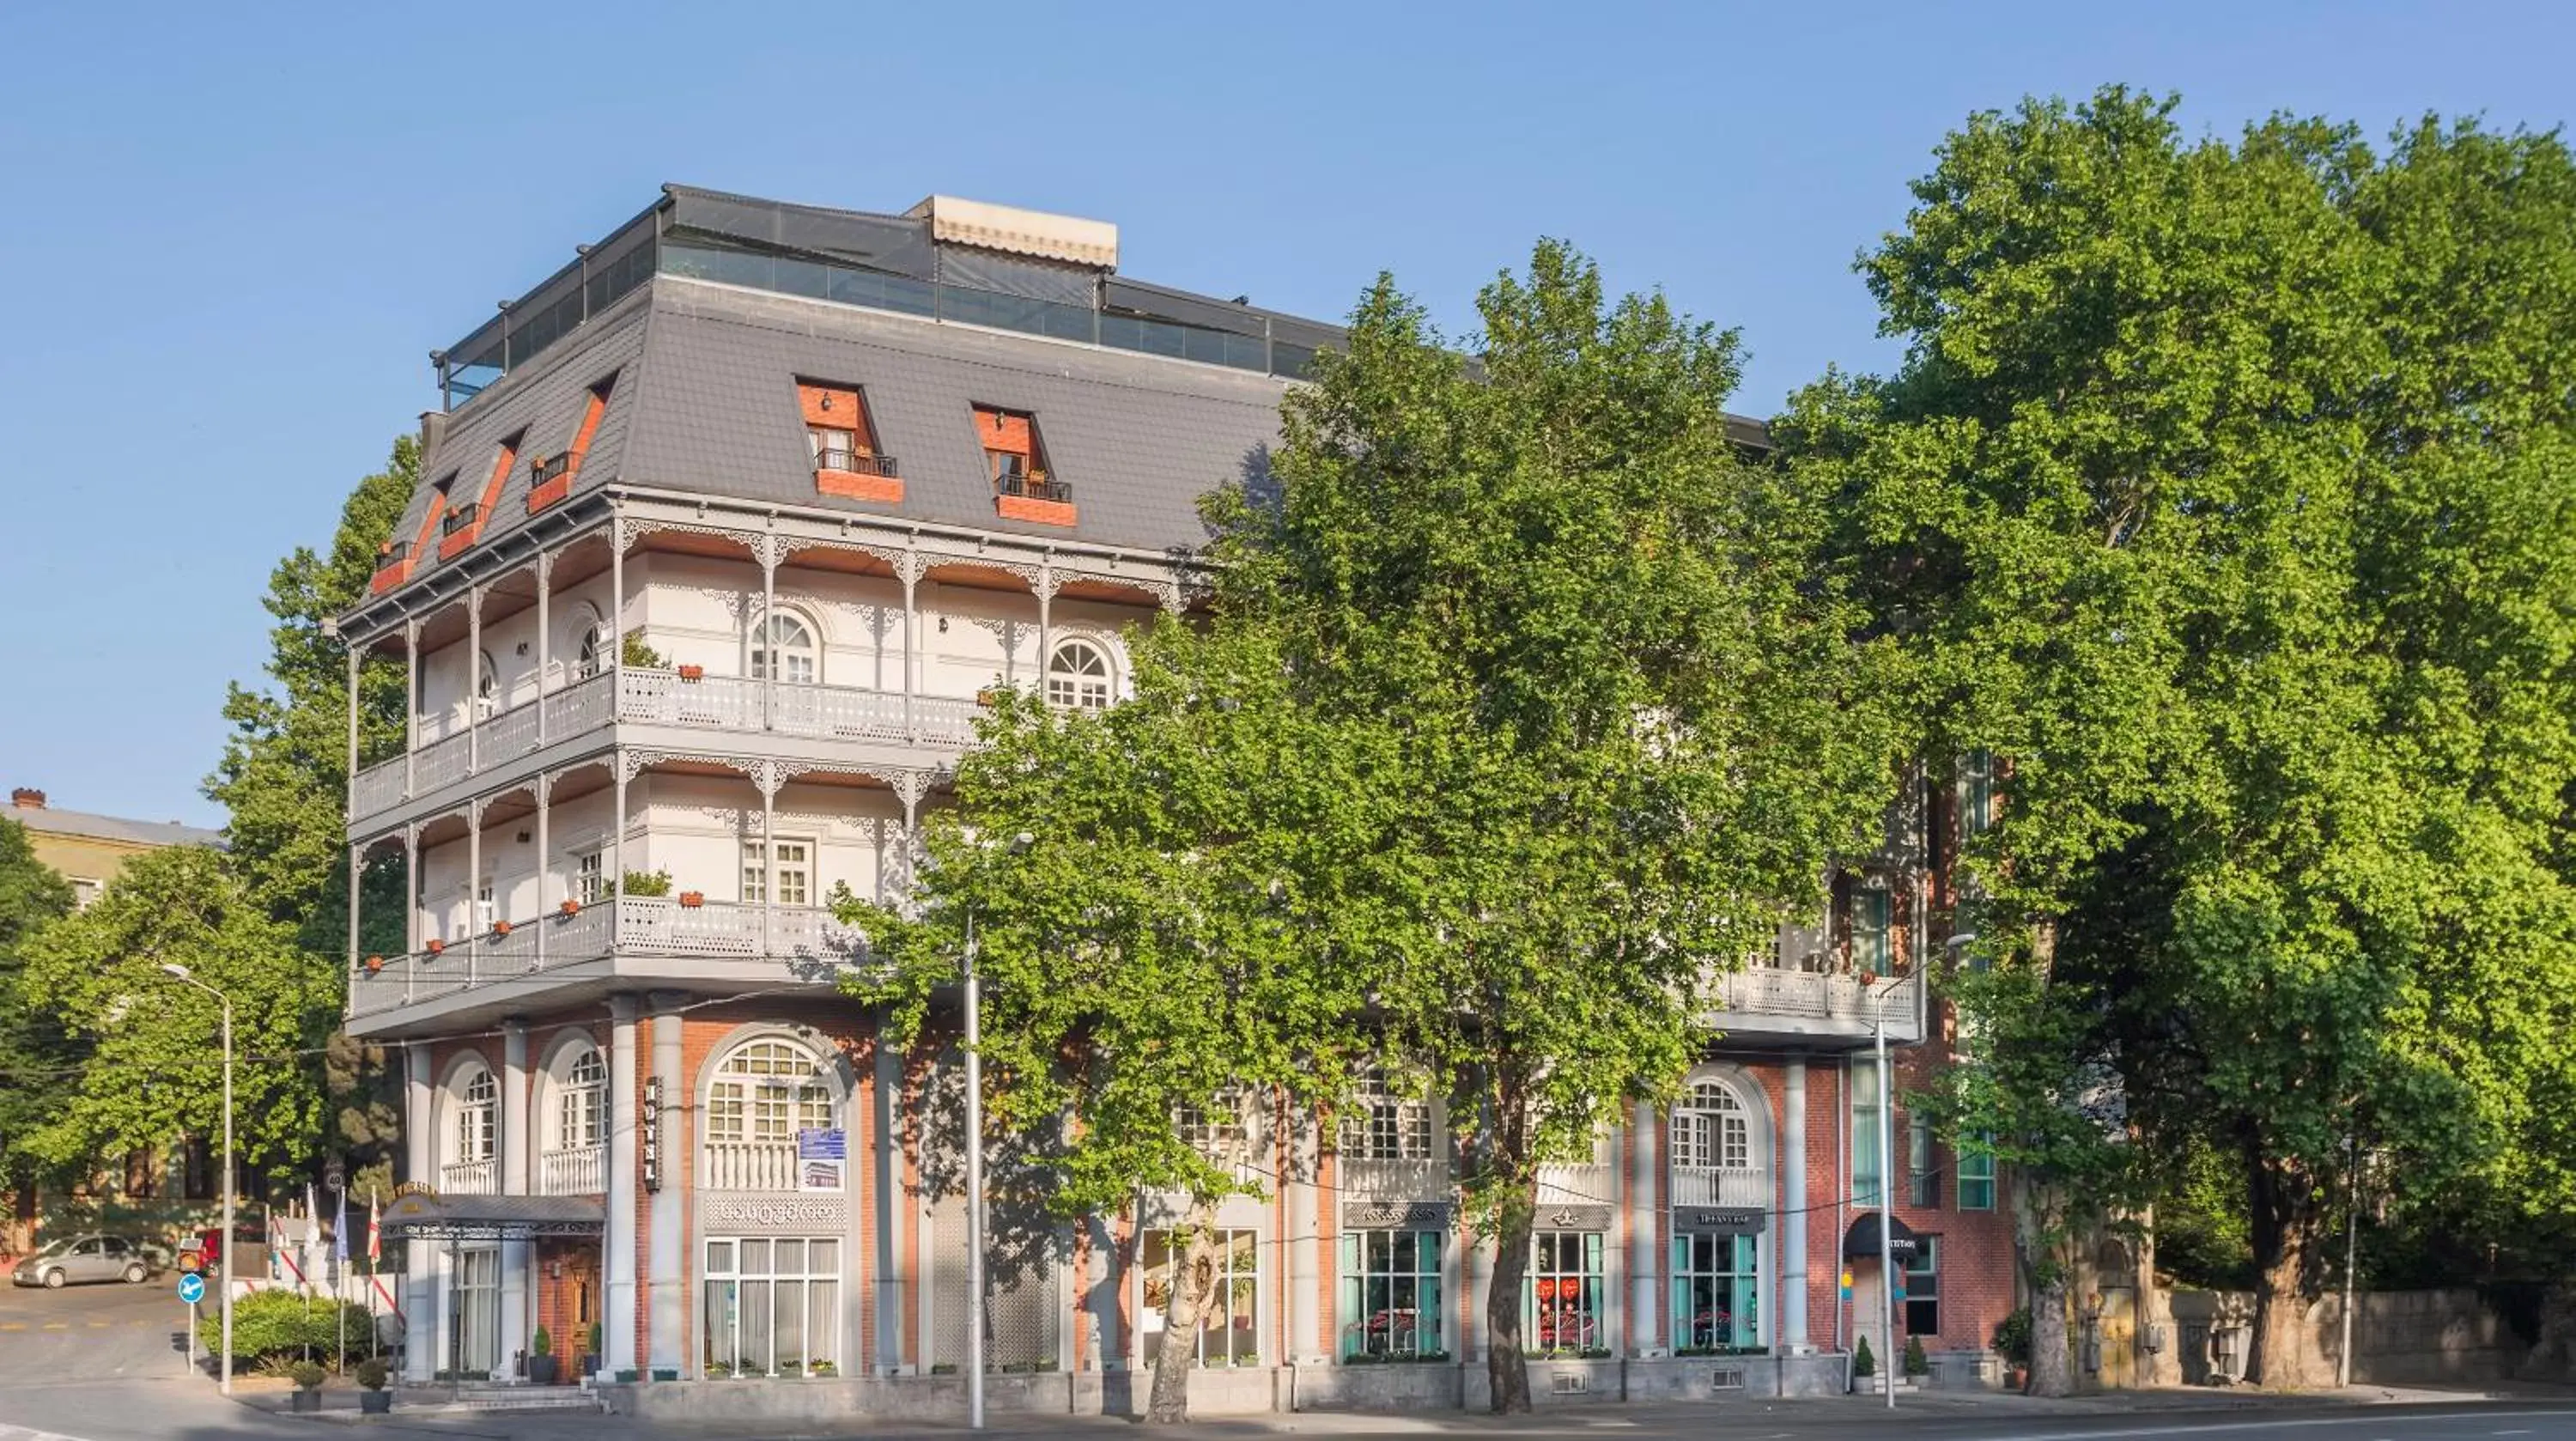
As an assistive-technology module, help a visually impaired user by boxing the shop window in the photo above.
[1524,1231,1605,1355]
[1339,1229,1443,1359]
[1671,1231,1759,1352]
[703,1237,841,1377]
[1142,1228,1258,1366]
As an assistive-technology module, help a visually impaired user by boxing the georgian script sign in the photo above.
[1680,1208,1767,1236]
[1540,1205,1614,1232]
[1343,1201,1451,1230]
[701,1194,849,1231]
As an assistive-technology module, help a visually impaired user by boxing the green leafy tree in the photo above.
[0,816,78,1202]
[204,437,416,1197]
[17,845,335,1182]
[1789,88,2576,1387]
[843,621,1382,1423]
[1217,245,1905,1411]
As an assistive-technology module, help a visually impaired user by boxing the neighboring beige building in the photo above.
[6,787,223,909]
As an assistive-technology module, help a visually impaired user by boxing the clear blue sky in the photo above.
[3,1,2568,828]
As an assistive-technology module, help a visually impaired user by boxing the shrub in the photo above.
[355,1359,389,1390]
[1904,1335,1929,1377]
[1990,1307,2032,1366]
[1853,1334,1876,1377]
[290,1361,327,1390]
[531,1326,553,1358]
[224,1291,377,1363]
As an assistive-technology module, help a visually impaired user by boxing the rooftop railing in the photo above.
[996,471,1072,505]
[811,447,898,477]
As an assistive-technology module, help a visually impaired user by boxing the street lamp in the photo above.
[963,830,1033,1432]
[161,963,234,1396]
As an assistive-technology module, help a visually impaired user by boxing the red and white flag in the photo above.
[366,1191,380,1266]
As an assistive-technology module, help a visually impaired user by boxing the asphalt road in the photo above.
[0,1267,198,1389]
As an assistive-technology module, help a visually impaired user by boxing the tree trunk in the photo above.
[2016,1178,2077,1398]
[1484,1180,1535,1414]
[1145,1212,1216,1425]
[2246,1152,2321,1389]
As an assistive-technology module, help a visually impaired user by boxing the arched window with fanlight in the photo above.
[750,611,819,684]
[1669,1074,1764,1352]
[703,1037,837,1191]
[1046,637,1112,710]
[442,1065,497,1195]
[556,1047,606,1152]
[1673,1080,1750,1174]
[475,651,501,719]
[573,611,608,681]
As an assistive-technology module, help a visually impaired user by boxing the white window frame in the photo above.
[705,1039,836,1148]
[1851,1061,1886,1205]
[1141,1227,1260,1367]
[454,1068,497,1164]
[573,848,606,905]
[1045,637,1114,711]
[1674,1080,1750,1171]
[702,1235,841,1378]
[1341,1069,1431,1161]
[1524,1231,1605,1356]
[750,610,819,685]
[556,1047,606,1152]
[741,836,814,908]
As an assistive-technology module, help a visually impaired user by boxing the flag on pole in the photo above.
[333,1184,349,1270]
[266,1204,280,1281]
[367,1190,380,1266]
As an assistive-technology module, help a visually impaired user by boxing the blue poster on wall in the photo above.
[797,1128,847,1192]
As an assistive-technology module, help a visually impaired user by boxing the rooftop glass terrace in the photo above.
[435,185,1346,411]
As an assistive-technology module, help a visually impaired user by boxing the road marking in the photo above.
[2004,1414,2576,1441]
[38,1323,66,1331]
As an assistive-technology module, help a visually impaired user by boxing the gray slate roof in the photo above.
[401,275,1291,563]
[11,806,224,850]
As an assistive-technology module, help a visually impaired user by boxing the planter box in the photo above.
[359,1390,392,1414]
[289,1390,322,1414]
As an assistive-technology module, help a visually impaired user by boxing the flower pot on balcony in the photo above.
[677,665,705,681]
[492,920,512,937]
[975,687,1000,708]
[427,939,445,955]
[677,891,705,909]
[560,899,580,917]
[364,955,384,975]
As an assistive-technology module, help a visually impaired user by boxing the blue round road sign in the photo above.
[176,1274,205,1305]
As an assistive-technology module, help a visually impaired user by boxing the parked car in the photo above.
[10,1235,152,1288]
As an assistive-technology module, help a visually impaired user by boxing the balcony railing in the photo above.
[349,897,864,1019]
[440,1158,497,1195]
[351,667,981,823]
[812,448,898,477]
[1534,1162,1614,1213]
[1711,965,1922,1035]
[442,504,483,537]
[1340,1157,1449,1203]
[540,1146,605,1195]
[531,452,574,486]
[995,470,1071,504]
[1671,1164,1769,1209]
[702,1140,802,1193]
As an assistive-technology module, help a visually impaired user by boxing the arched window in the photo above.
[750,611,818,684]
[454,1068,497,1164]
[476,651,500,718]
[1673,1080,1748,1171]
[1176,1086,1249,1164]
[556,1047,606,1152]
[574,617,607,681]
[706,1039,835,1147]
[1046,638,1111,711]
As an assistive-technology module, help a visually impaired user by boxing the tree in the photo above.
[1787,88,2576,1387]
[1217,245,1905,1411]
[204,436,416,1197]
[0,816,77,1201]
[843,621,1382,1423]
[16,844,336,1182]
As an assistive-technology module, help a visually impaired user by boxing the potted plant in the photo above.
[1853,1334,1877,1385]
[528,1326,559,1385]
[356,1358,392,1414]
[809,1359,837,1377]
[289,1360,327,1412]
[677,664,706,682]
[492,919,512,937]
[677,891,706,909]
[559,898,580,917]
[1905,1335,1930,1382]
[1992,1306,2032,1391]
[364,955,384,974]
[584,1322,603,1378]
[426,938,446,955]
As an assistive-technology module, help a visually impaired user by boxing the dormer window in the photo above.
[799,380,901,502]
[531,376,616,514]
[443,502,483,537]
[977,404,1075,526]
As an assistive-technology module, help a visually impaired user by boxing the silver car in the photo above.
[9,1235,151,1288]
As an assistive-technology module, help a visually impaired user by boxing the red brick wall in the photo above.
[973,407,1032,457]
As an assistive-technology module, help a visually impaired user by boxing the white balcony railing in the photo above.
[349,897,865,1019]
[1340,1157,1450,1203]
[1535,1162,1615,1213]
[702,1140,800,1192]
[1711,966,1923,1037]
[540,1146,605,1195]
[348,667,980,822]
[1671,1164,1769,1209]
[440,1159,497,1195]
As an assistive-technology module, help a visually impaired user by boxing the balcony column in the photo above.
[871,1031,906,1373]
[1781,1057,1810,1353]
[1035,559,1055,691]
[605,993,641,1376]
[648,993,685,1373]
[402,1041,436,1383]
[466,800,483,988]
[760,538,778,731]
[501,1020,532,1377]
[900,557,919,743]
[535,774,550,971]
[403,828,420,1003]
[404,619,420,799]
[611,520,625,696]
[612,756,631,952]
[467,584,483,774]
[536,549,553,744]
[1631,1098,1658,1355]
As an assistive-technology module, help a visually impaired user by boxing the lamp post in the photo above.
[963,830,1034,1431]
[162,963,234,1396]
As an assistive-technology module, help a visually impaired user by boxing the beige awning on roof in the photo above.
[906,195,1119,271]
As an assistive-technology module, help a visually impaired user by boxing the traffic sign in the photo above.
[176,1249,202,1275]
[176,1274,206,1305]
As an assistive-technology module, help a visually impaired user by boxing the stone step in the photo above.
[425,1388,605,1412]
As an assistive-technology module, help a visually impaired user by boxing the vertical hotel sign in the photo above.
[641,1076,663,1193]
[798,1128,846,1192]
